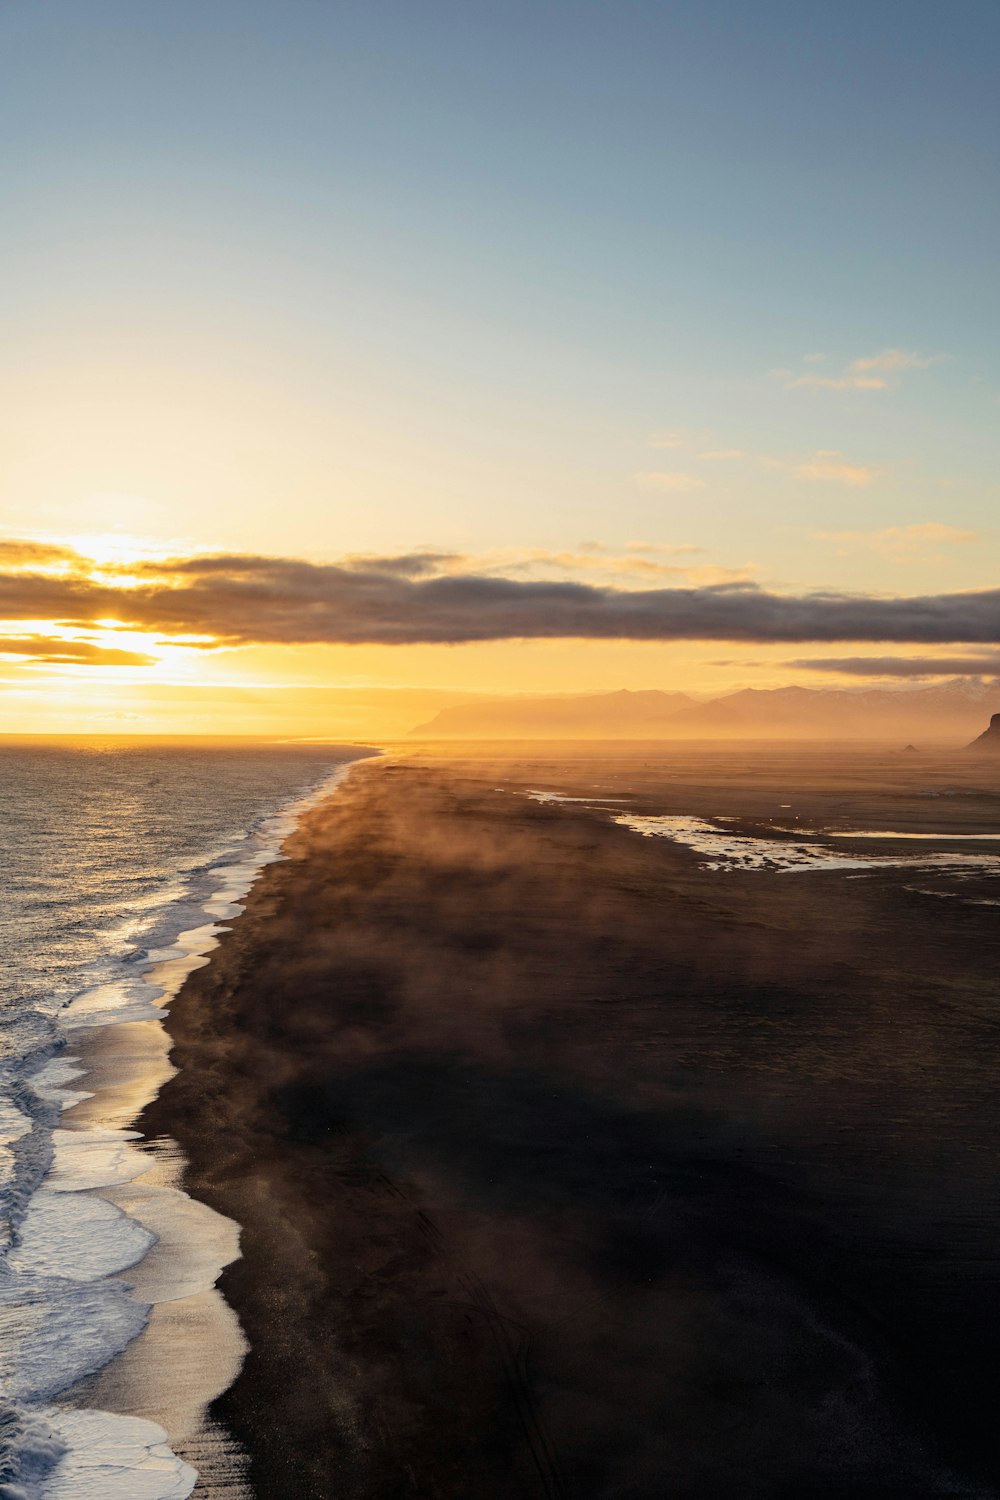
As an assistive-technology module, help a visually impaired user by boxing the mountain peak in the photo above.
[966,714,1000,751]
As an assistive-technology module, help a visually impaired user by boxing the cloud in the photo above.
[771,451,876,486]
[786,372,889,391]
[534,554,751,586]
[416,545,744,588]
[641,435,874,485]
[679,446,876,485]
[785,654,1000,678]
[0,635,157,666]
[850,349,938,374]
[0,539,80,569]
[635,471,707,492]
[817,523,979,557]
[783,348,941,392]
[647,430,688,450]
[3,543,1000,648]
[624,541,704,556]
[340,551,461,577]
[793,457,875,487]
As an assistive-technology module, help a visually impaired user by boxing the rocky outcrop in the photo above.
[966,713,1000,751]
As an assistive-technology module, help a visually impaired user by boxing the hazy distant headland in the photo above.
[967,712,1000,752]
[409,678,1000,742]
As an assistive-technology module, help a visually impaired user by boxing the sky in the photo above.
[1,0,998,734]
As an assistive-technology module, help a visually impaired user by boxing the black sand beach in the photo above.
[145,746,1000,1498]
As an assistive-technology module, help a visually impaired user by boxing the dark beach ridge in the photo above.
[144,746,1000,1498]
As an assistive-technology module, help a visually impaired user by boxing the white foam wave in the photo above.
[0,1272,149,1403]
[0,759,361,1495]
[28,1062,90,1114]
[60,983,166,1032]
[0,1401,68,1500]
[45,1129,151,1194]
[7,1192,154,1283]
[41,1409,196,1500]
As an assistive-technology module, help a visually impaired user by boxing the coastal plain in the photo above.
[146,744,1000,1498]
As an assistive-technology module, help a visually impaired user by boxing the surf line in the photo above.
[2,761,365,1499]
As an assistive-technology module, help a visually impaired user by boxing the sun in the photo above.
[59,531,174,571]
[42,529,189,589]
[0,532,220,678]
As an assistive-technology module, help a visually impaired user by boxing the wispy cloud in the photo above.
[521,553,752,586]
[786,371,888,391]
[635,471,707,492]
[624,541,704,556]
[701,446,876,486]
[766,450,876,486]
[433,544,744,588]
[796,458,875,485]
[851,349,940,374]
[645,433,875,485]
[782,348,943,392]
[817,523,979,558]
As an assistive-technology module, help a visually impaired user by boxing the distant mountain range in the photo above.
[409,680,1000,742]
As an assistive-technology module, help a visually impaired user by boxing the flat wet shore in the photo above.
[145,748,1000,1497]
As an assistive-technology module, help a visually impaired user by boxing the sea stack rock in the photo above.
[966,713,1000,751]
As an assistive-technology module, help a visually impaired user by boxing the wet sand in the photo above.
[146,745,1000,1497]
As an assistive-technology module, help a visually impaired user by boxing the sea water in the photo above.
[0,739,370,1498]
[520,788,1000,880]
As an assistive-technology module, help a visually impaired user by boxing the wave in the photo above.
[0,757,361,1498]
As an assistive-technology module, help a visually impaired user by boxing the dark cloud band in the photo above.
[0,635,157,666]
[2,549,1000,648]
[786,654,1000,678]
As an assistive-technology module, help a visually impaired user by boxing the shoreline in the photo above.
[140,759,549,1498]
[140,751,1000,1497]
[31,754,375,1497]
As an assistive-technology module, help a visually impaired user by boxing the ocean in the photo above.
[0,739,370,1499]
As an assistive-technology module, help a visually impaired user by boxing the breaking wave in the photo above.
[0,744,367,1496]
